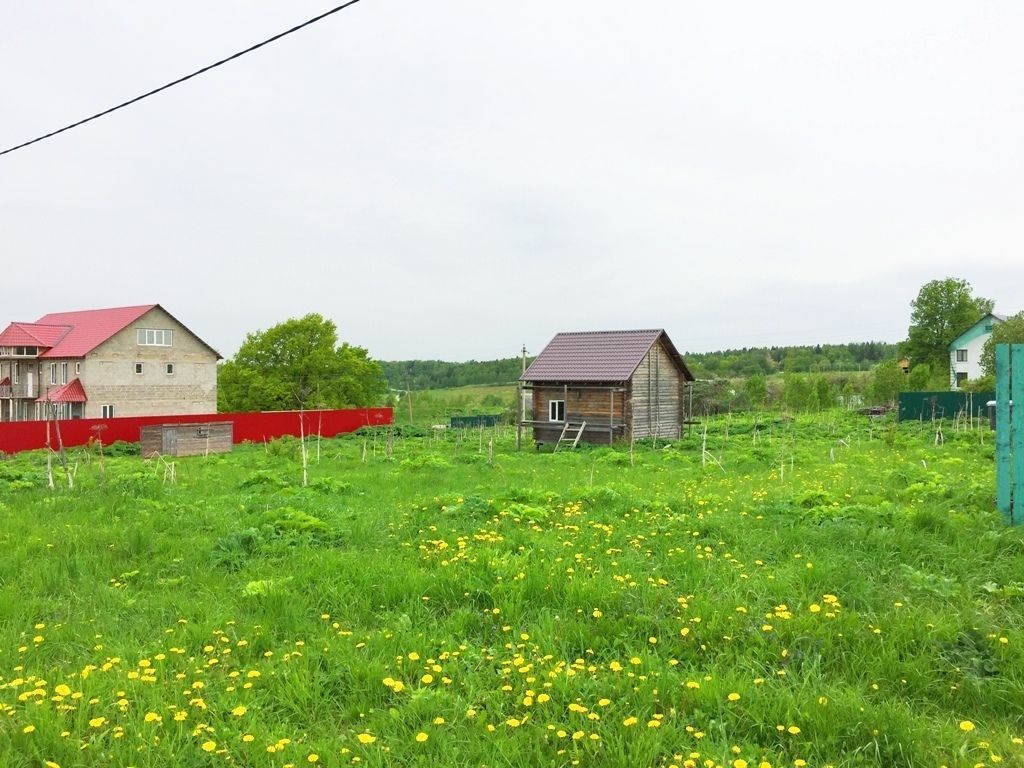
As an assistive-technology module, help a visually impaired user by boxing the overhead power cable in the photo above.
[0,0,364,157]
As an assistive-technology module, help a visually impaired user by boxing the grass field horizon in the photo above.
[1,410,1021,767]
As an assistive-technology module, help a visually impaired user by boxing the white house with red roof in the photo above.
[0,305,220,421]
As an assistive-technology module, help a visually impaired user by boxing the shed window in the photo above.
[956,349,968,362]
[135,363,144,375]
[549,399,565,422]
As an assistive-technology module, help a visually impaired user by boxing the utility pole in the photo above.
[516,345,526,451]
[404,368,414,425]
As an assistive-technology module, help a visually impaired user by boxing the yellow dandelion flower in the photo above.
[728,693,740,701]
[734,760,748,768]
[647,720,661,728]
[598,698,610,707]
[357,733,377,744]
[202,741,217,752]
[572,731,584,740]
[243,734,255,743]
[23,725,36,733]
[788,726,801,735]
[415,732,429,742]
[623,716,638,727]
[144,712,161,723]
[421,674,433,684]
[232,705,247,717]
[308,755,319,763]
[433,717,445,725]
[89,717,106,728]
[960,721,975,732]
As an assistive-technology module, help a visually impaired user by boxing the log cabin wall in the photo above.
[532,383,626,445]
[628,339,684,440]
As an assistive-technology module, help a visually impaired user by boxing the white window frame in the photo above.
[75,362,81,375]
[137,328,173,346]
[166,363,174,375]
[135,363,144,375]
[50,362,58,385]
[61,362,68,384]
[101,404,115,418]
[956,349,968,363]
[548,399,565,422]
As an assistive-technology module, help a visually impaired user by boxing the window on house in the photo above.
[61,362,68,384]
[137,329,173,346]
[50,363,57,385]
[548,399,565,422]
[135,363,144,375]
[166,363,174,375]
[956,349,968,362]
[102,404,115,418]
[985,325,993,332]
[75,363,81,375]
[955,372,969,385]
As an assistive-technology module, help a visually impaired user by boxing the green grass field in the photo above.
[0,411,1021,767]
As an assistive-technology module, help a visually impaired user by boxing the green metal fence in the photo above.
[897,391,994,422]
[995,344,1023,524]
[450,414,506,428]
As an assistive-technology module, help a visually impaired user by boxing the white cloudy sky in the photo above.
[2,2,1022,361]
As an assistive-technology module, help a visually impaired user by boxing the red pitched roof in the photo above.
[36,378,88,403]
[35,305,157,358]
[0,322,72,348]
[522,329,694,383]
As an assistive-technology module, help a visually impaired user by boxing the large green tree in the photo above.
[903,278,993,372]
[218,314,386,412]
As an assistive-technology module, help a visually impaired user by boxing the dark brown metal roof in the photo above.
[521,329,694,383]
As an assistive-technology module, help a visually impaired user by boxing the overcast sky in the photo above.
[2,2,1022,362]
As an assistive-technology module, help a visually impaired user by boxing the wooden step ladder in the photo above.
[554,421,586,452]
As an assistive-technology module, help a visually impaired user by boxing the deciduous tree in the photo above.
[218,314,386,412]
[903,278,993,372]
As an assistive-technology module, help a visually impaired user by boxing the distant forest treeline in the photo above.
[381,341,899,390]
[379,358,534,391]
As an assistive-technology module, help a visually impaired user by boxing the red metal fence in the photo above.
[0,408,393,455]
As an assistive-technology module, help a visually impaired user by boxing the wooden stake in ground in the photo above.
[45,416,54,490]
[299,410,308,487]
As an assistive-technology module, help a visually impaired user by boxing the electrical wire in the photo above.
[0,0,364,157]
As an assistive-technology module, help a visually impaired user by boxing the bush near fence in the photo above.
[0,408,393,455]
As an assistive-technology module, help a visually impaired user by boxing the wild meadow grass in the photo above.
[0,411,1021,767]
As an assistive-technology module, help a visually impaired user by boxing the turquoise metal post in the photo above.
[1011,345,1024,524]
[995,344,1011,520]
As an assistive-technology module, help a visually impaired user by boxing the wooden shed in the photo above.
[518,329,694,448]
[140,421,233,457]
